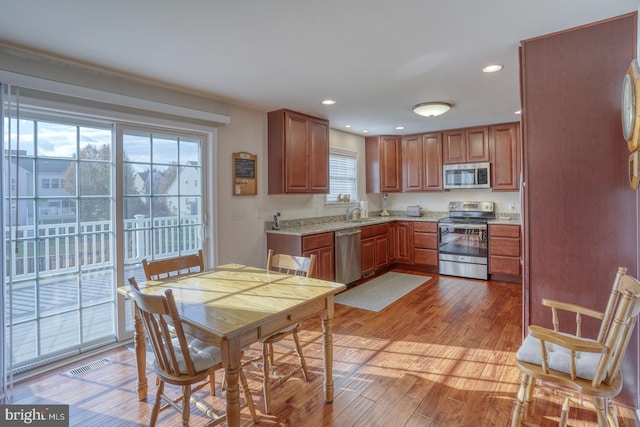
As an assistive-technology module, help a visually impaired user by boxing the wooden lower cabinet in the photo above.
[413,221,438,267]
[268,221,522,284]
[266,231,334,281]
[488,224,521,280]
[360,223,389,277]
[394,221,413,264]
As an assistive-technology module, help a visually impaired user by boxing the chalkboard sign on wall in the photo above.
[233,152,257,195]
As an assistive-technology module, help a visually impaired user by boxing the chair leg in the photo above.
[209,373,216,396]
[239,367,258,423]
[606,398,619,427]
[511,373,531,427]
[269,343,274,365]
[292,331,309,381]
[262,343,272,414]
[150,381,164,427]
[593,397,611,427]
[182,385,191,427]
[560,397,570,427]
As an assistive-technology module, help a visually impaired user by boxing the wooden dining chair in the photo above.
[142,250,204,281]
[511,267,640,427]
[141,250,214,392]
[128,277,257,426]
[250,249,316,414]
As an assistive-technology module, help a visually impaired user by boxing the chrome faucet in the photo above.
[346,206,361,222]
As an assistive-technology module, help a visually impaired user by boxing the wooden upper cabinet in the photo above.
[443,126,489,164]
[490,122,521,191]
[365,135,402,193]
[403,132,443,192]
[268,109,329,194]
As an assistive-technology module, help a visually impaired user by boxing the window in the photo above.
[326,148,358,203]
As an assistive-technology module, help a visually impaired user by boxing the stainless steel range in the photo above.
[438,201,495,280]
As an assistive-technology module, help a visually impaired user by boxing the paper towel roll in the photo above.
[360,200,368,218]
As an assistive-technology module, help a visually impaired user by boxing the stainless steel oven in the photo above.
[438,201,494,280]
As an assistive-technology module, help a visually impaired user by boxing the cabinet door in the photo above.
[466,126,490,162]
[423,133,443,190]
[380,136,403,192]
[374,235,389,270]
[402,134,424,191]
[361,237,376,276]
[490,122,520,191]
[303,246,334,281]
[403,133,442,192]
[309,118,330,192]
[284,112,311,192]
[443,129,466,164]
[388,222,397,262]
[395,222,413,264]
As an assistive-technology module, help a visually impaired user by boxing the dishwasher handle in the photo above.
[336,229,362,237]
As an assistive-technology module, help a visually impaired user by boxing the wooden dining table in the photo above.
[118,263,346,426]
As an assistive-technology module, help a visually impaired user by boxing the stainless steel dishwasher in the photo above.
[335,228,361,285]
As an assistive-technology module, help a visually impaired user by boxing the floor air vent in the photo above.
[66,358,112,377]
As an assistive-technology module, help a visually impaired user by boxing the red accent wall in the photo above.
[521,13,639,406]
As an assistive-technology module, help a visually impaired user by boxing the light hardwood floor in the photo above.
[8,270,639,426]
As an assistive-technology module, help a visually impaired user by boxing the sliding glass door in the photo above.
[2,86,206,378]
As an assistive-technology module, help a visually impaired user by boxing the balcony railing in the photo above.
[5,214,202,372]
[5,214,202,280]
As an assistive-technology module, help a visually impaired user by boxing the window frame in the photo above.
[326,147,359,206]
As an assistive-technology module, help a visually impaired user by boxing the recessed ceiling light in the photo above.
[483,64,504,73]
[412,102,451,117]
[515,110,521,115]
[395,126,405,130]
[362,130,369,133]
[321,99,336,105]
[344,124,351,128]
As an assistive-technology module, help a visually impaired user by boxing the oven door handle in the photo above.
[439,223,487,230]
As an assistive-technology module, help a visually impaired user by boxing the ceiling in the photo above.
[0,1,638,136]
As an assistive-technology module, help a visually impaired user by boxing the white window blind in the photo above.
[327,149,358,203]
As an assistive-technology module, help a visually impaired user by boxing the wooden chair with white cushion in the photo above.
[128,277,257,426]
[141,250,214,393]
[511,267,640,427]
[142,250,204,281]
[251,249,316,414]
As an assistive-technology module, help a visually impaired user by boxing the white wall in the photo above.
[216,106,520,268]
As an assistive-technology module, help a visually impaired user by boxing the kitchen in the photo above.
[264,119,523,286]
[1,2,640,425]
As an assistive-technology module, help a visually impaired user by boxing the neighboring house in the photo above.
[164,162,201,216]
[1,152,69,226]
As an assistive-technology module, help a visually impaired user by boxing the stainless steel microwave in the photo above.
[443,162,491,189]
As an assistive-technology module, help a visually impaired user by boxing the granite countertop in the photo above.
[267,212,521,236]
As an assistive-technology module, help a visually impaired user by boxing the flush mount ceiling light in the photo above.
[412,102,451,117]
[483,64,504,73]
[321,99,336,105]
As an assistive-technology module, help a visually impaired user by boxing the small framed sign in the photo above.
[233,152,257,195]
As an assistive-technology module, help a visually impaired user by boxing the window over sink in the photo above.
[326,148,358,204]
